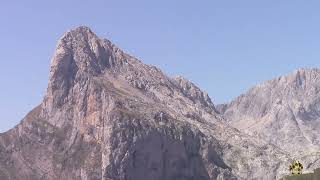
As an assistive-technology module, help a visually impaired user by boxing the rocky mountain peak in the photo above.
[173,76,216,112]
[61,25,97,41]
[222,68,320,160]
[45,26,106,112]
[51,26,107,77]
[44,26,219,118]
[45,26,135,113]
[0,27,305,180]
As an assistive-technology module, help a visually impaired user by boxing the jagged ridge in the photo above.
[0,26,294,180]
[221,68,320,174]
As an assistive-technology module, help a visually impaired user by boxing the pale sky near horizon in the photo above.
[0,1,320,132]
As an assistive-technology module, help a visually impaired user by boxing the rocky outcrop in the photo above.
[215,104,228,115]
[0,26,294,180]
[221,69,320,174]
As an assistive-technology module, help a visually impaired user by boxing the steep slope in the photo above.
[0,26,292,180]
[221,69,320,173]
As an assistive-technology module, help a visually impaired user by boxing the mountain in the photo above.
[220,69,320,173]
[0,26,295,180]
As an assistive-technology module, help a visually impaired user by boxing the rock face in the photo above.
[0,26,296,180]
[221,69,320,174]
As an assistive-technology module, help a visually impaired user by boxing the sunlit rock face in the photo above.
[0,26,296,180]
[220,69,320,174]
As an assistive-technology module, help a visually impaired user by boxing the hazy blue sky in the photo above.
[0,1,320,132]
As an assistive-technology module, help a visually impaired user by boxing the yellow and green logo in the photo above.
[289,160,303,175]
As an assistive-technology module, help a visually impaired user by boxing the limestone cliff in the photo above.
[0,26,293,180]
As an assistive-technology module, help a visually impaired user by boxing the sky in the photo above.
[0,0,320,132]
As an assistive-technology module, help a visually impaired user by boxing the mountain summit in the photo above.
[0,27,299,180]
[220,68,320,174]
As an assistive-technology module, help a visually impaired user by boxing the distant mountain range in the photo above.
[0,26,319,180]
